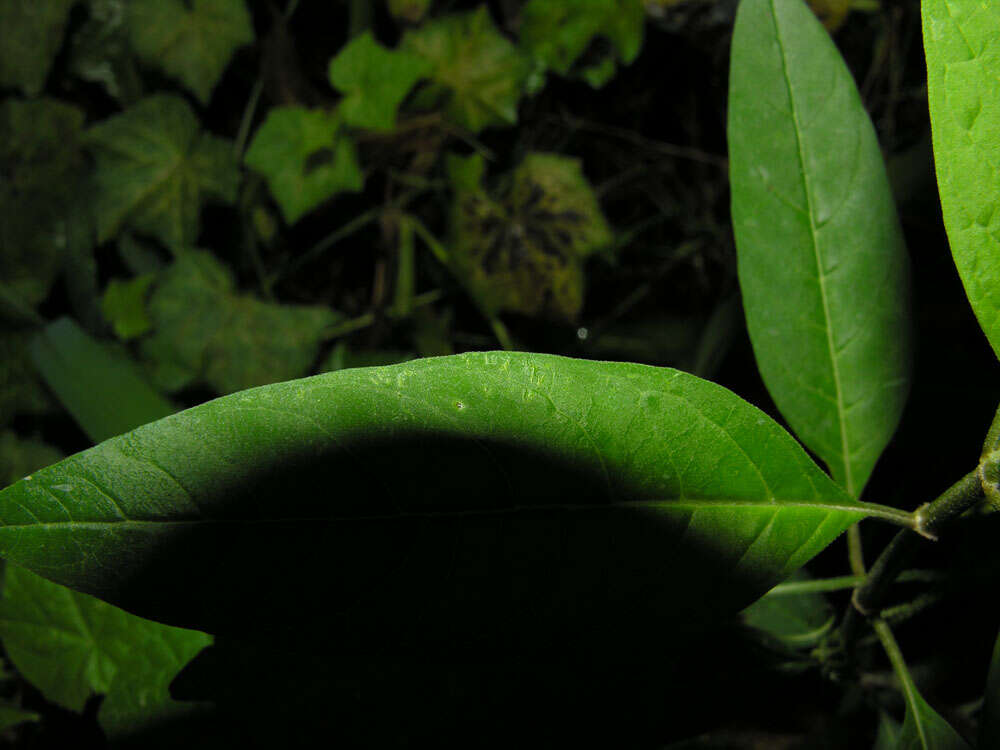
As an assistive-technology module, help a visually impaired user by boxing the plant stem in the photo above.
[765,569,942,597]
[848,524,866,576]
[321,289,443,340]
[872,618,921,712]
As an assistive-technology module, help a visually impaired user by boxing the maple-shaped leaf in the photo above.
[86,95,240,251]
[447,152,612,320]
[0,0,76,95]
[138,250,340,394]
[401,6,531,133]
[127,0,254,104]
[520,0,645,88]
[328,31,431,132]
[244,106,363,224]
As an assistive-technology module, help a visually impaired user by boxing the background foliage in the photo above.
[0,0,998,747]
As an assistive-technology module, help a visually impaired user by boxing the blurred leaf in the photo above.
[388,0,432,23]
[127,0,253,104]
[0,333,52,428]
[0,564,211,738]
[244,106,363,224]
[86,95,240,251]
[328,31,431,132]
[69,0,143,102]
[0,98,92,314]
[741,571,834,649]
[401,6,531,133]
[808,0,849,30]
[102,275,156,341]
[923,0,1000,360]
[0,431,62,488]
[519,0,645,86]
[139,250,340,394]
[873,712,901,750]
[728,0,912,498]
[448,152,612,320]
[0,0,76,95]
[0,701,39,732]
[321,342,415,371]
[31,318,176,443]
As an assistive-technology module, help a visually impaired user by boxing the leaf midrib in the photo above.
[769,0,854,496]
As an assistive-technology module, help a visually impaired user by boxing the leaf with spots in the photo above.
[86,95,240,252]
[923,0,1000,360]
[244,106,363,224]
[447,152,612,320]
[400,6,532,133]
[728,0,912,497]
[127,0,254,104]
[138,250,340,394]
[0,564,211,738]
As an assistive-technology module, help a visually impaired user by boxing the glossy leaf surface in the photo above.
[0,564,210,738]
[0,352,870,648]
[923,0,1000,360]
[87,95,240,251]
[729,0,912,496]
[128,0,254,104]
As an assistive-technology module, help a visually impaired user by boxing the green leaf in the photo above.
[728,0,912,497]
[400,6,532,133]
[139,250,340,394]
[244,106,363,224]
[874,711,901,750]
[0,0,76,95]
[448,152,612,320]
[86,95,240,251]
[0,564,211,738]
[741,570,834,649]
[0,332,53,429]
[519,0,645,86]
[0,98,92,315]
[31,318,176,443]
[0,431,62,489]
[328,31,431,132]
[980,626,1000,749]
[102,275,156,341]
[68,0,143,103]
[0,352,878,646]
[388,0,432,23]
[923,0,1000,360]
[127,0,253,104]
[0,701,39,732]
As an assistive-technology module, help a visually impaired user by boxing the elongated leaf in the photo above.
[923,0,1000,359]
[728,0,912,497]
[30,318,176,443]
[980,627,1000,749]
[0,352,875,651]
[0,564,211,738]
[741,571,834,649]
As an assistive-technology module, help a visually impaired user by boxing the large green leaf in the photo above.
[401,6,532,133]
[0,564,211,738]
[86,95,240,251]
[728,0,912,497]
[0,0,76,95]
[127,0,253,104]
[244,106,363,224]
[923,0,1000,360]
[138,250,340,394]
[0,352,883,646]
[328,31,431,132]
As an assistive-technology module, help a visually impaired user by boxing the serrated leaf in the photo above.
[448,152,612,320]
[127,0,253,104]
[728,0,912,497]
[519,0,645,85]
[0,0,76,95]
[0,352,876,652]
[401,6,532,133]
[923,0,1000,360]
[0,564,211,738]
[31,318,177,443]
[86,95,240,251]
[139,250,340,394]
[328,31,431,132]
[102,274,156,340]
[0,98,92,314]
[244,106,363,224]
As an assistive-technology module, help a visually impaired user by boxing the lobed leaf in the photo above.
[923,0,1000,360]
[728,0,912,497]
[0,352,872,651]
